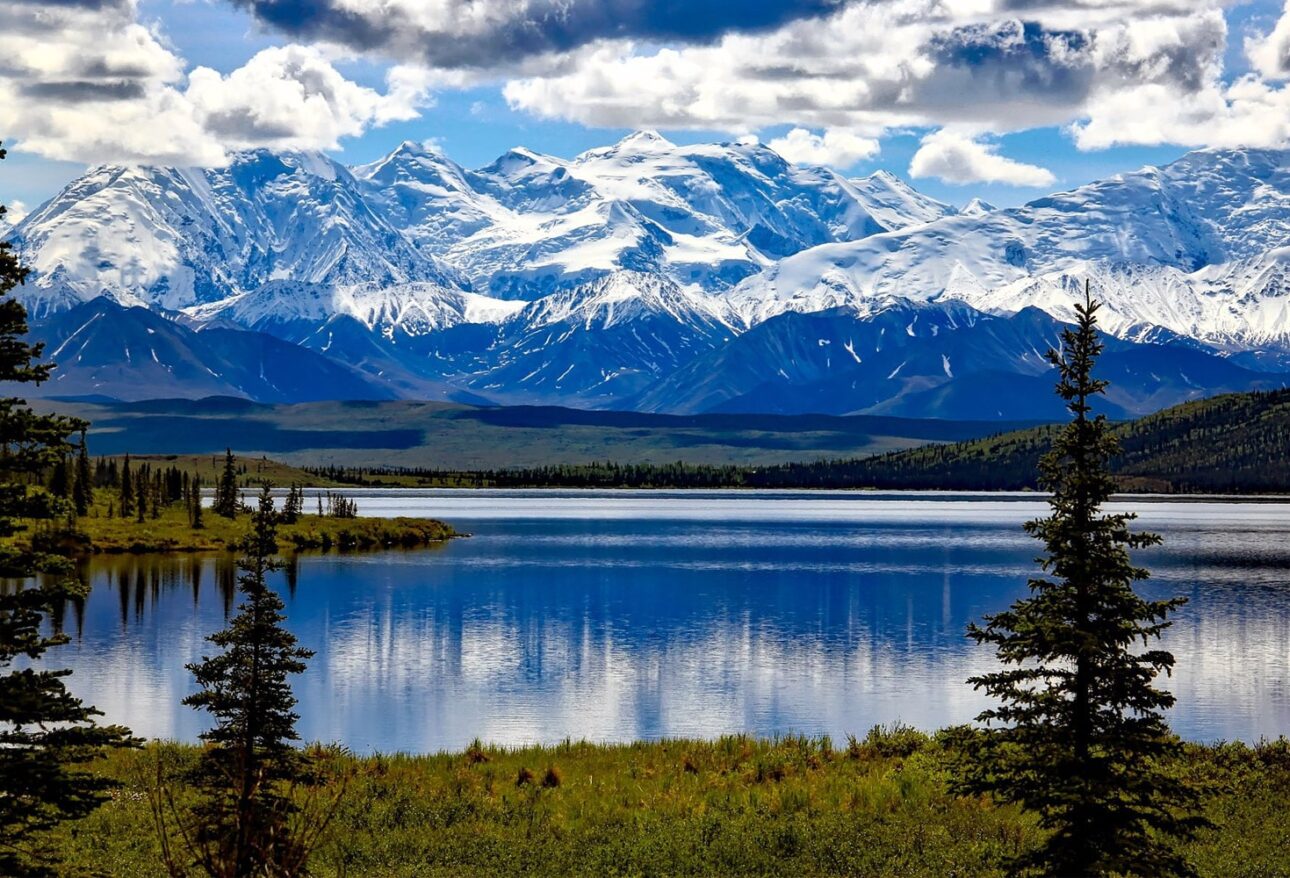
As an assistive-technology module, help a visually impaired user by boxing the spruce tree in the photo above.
[48,455,70,502]
[0,140,134,878]
[167,486,317,876]
[73,429,93,516]
[136,467,147,523]
[192,475,205,530]
[951,286,1206,877]
[214,448,239,519]
[120,454,134,519]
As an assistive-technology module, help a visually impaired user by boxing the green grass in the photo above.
[100,453,344,488]
[45,730,1290,877]
[30,502,456,555]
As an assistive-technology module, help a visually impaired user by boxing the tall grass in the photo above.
[48,730,1290,877]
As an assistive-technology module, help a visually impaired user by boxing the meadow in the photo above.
[52,729,1290,877]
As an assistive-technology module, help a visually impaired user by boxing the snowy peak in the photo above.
[518,270,736,332]
[849,169,957,229]
[962,198,996,216]
[8,147,456,318]
[608,129,677,153]
[732,146,1290,352]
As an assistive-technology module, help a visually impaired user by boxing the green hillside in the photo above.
[818,389,1290,493]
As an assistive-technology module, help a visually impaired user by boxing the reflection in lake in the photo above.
[39,492,1290,752]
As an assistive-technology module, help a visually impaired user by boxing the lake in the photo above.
[45,490,1290,752]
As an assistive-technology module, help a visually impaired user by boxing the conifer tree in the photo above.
[48,454,71,505]
[0,140,134,878]
[280,484,303,524]
[160,486,320,876]
[120,454,134,519]
[214,448,239,519]
[73,429,93,516]
[192,475,205,530]
[136,468,147,523]
[951,285,1206,877]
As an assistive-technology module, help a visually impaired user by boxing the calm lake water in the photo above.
[45,490,1290,752]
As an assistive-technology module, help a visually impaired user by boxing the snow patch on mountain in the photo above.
[730,147,1290,353]
[7,150,458,319]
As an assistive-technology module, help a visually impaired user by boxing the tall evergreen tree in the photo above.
[191,475,205,530]
[950,286,1207,877]
[48,455,71,502]
[119,454,134,519]
[73,429,93,517]
[214,448,239,519]
[135,467,147,523]
[0,140,134,878]
[164,487,318,876]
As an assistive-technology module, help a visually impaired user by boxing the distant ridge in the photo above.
[804,389,1290,493]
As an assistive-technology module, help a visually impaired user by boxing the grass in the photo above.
[98,453,344,488]
[29,502,456,555]
[46,729,1290,877]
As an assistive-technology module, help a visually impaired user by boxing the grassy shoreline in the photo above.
[30,503,457,555]
[52,730,1290,877]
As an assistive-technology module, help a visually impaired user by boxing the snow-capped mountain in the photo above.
[729,148,1290,354]
[464,271,739,406]
[352,131,954,299]
[5,137,1290,415]
[8,150,458,319]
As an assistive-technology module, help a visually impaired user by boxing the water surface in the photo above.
[49,491,1290,751]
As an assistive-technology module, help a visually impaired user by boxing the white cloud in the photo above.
[767,128,880,168]
[502,1,1235,135]
[186,46,429,151]
[1072,76,1290,150]
[909,130,1056,187]
[1247,0,1290,79]
[0,1,431,166]
[497,0,1290,157]
[1,199,28,234]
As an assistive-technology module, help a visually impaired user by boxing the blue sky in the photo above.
[3,0,1290,214]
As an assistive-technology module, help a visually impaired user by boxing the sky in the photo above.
[3,0,1290,219]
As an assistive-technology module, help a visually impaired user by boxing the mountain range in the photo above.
[6,132,1290,418]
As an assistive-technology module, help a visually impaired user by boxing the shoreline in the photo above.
[285,484,1290,502]
[35,507,458,556]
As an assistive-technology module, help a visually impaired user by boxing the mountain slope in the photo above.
[463,271,740,405]
[7,150,457,318]
[11,299,394,403]
[729,148,1290,354]
[631,299,1288,417]
[794,388,1290,492]
[355,132,954,299]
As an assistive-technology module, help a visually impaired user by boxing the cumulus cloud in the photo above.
[186,46,427,150]
[0,0,430,165]
[501,1,1235,135]
[767,128,879,168]
[1247,0,1290,79]
[227,0,841,69]
[0,200,29,234]
[910,130,1056,186]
